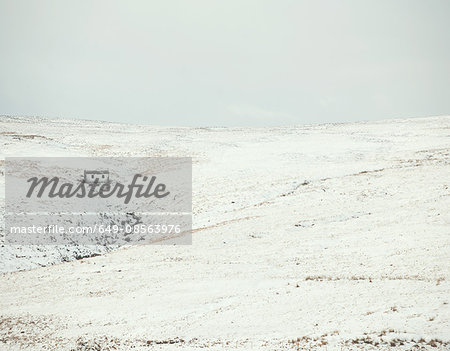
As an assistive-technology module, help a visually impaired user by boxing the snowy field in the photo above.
[0,115,449,350]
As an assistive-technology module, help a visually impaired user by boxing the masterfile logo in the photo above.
[26,172,170,204]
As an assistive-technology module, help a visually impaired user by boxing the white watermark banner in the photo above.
[5,157,192,245]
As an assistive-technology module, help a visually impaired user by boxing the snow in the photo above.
[0,115,449,350]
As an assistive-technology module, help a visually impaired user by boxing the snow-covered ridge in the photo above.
[0,115,449,350]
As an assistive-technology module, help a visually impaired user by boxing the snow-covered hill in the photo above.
[0,115,449,350]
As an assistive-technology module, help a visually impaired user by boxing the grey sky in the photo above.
[0,0,449,126]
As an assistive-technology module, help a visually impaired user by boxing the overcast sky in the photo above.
[0,0,449,126]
